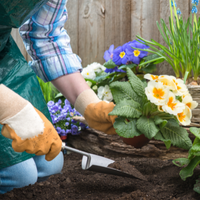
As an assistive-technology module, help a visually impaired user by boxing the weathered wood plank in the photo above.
[104,0,131,50]
[78,0,105,67]
[65,0,79,55]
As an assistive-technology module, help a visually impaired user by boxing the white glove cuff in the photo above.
[3,103,45,140]
[74,89,101,116]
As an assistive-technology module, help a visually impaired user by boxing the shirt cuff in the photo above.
[29,53,83,82]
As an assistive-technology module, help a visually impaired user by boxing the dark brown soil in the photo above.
[1,152,200,200]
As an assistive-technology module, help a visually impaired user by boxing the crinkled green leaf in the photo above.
[154,131,171,149]
[113,117,142,138]
[190,127,200,140]
[103,59,117,69]
[126,68,145,97]
[194,177,200,194]
[110,81,142,104]
[94,73,109,82]
[179,156,200,181]
[109,99,142,118]
[118,63,137,70]
[160,122,192,150]
[136,116,159,139]
[172,158,190,167]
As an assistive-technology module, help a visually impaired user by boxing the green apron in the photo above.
[0,0,50,169]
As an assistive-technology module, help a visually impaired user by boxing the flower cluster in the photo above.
[47,99,88,140]
[145,74,198,125]
[81,62,113,102]
[104,40,149,66]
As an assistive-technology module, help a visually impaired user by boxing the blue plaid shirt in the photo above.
[19,0,82,82]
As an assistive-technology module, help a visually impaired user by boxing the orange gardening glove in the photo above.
[74,89,117,134]
[0,84,62,161]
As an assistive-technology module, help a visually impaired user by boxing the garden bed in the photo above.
[1,151,200,200]
[1,126,200,200]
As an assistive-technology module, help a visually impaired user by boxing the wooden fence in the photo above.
[11,0,196,75]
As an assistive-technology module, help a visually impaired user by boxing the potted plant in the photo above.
[108,67,196,150]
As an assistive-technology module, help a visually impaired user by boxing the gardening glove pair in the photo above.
[74,89,117,135]
[0,84,62,161]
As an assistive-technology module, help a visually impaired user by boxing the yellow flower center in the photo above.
[134,50,140,57]
[86,72,89,75]
[177,112,185,122]
[151,75,159,80]
[120,51,126,58]
[153,88,165,100]
[167,97,177,110]
[186,102,191,108]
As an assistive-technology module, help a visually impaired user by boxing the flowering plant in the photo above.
[109,68,197,150]
[47,98,88,140]
[81,40,161,102]
[136,0,200,82]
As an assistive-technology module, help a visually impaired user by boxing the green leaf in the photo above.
[103,59,117,69]
[154,115,168,128]
[160,122,192,150]
[113,117,142,138]
[194,177,200,194]
[126,68,145,97]
[190,143,200,157]
[190,127,200,140]
[154,131,171,149]
[136,116,159,139]
[179,156,200,181]
[141,63,157,73]
[109,99,142,118]
[110,81,142,104]
[118,63,137,70]
[55,93,64,98]
[172,158,190,167]
[94,73,109,83]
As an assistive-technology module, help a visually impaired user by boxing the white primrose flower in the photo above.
[177,106,192,126]
[81,67,96,80]
[86,81,92,88]
[162,92,185,115]
[86,62,106,73]
[144,74,159,81]
[158,75,177,91]
[173,78,189,95]
[145,80,169,106]
[182,95,198,110]
[97,85,113,102]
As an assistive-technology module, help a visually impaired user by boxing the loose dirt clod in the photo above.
[108,159,148,181]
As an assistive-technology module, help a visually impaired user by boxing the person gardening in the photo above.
[0,0,116,194]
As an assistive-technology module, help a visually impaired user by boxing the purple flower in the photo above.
[56,127,62,134]
[71,125,79,135]
[79,122,87,130]
[51,105,59,113]
[113,45,129,66]
[125,40,149,64]
[65,122,69,126]
[47,101,54,107]
[104,44,114,62]
[71,119,77,124]
[65,99,71,105]
[66,129,71,134]
[66,117,71,121]
[105,66,126,73]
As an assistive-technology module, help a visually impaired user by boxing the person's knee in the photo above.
[0,158,38,194]
[33,151,64,178]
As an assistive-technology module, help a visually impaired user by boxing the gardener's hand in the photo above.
[0,84,62,161]
[74,89,117,134]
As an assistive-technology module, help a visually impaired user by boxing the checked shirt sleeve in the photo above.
[19,0,82,82]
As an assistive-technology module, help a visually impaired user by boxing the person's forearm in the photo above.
[51,72,90,105]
